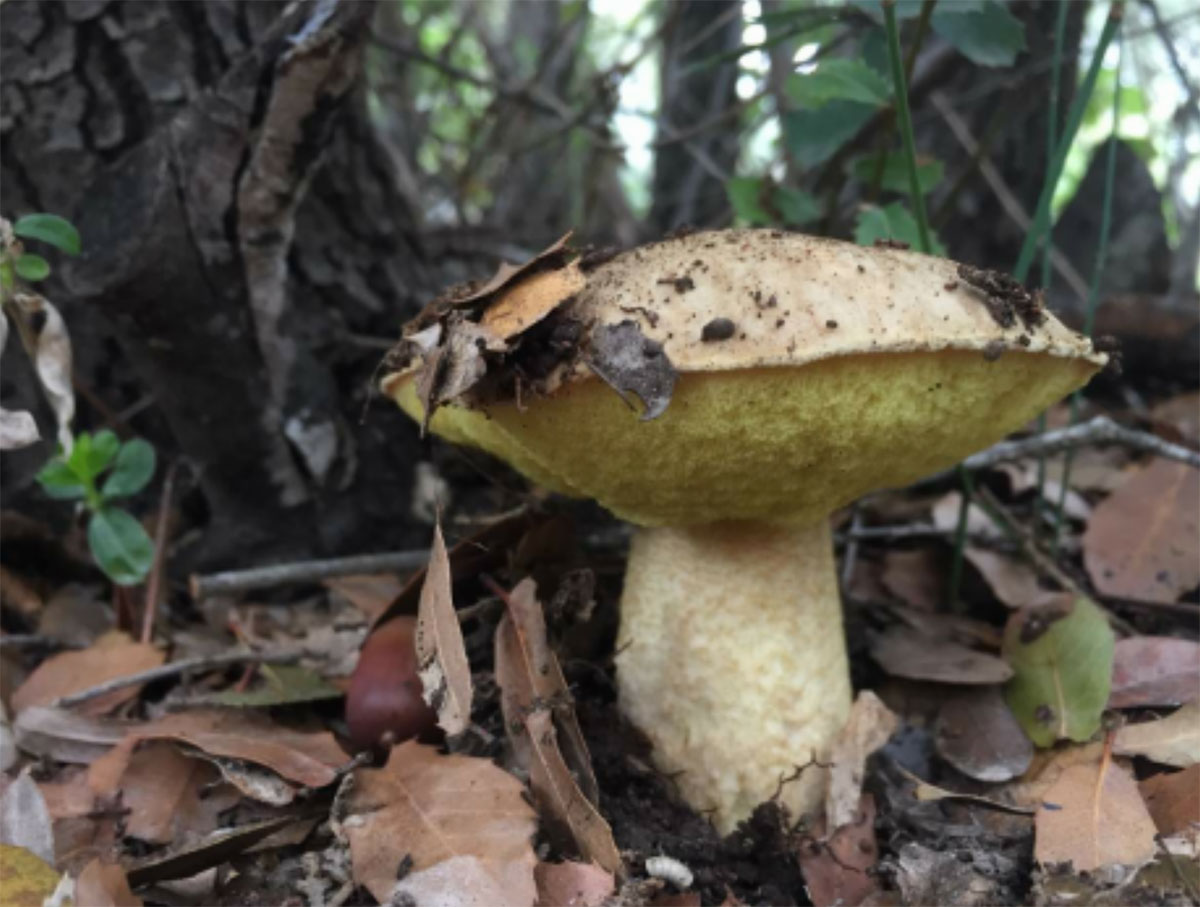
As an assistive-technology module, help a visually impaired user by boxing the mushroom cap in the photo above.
[386,230,1104,526]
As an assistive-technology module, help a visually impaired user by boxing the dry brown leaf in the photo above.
[14,706,128,764]
[1084,459,1200,602]
[1150,391,1200,443]
[880,548,944,610]
[1113,700,1200,767]
[1034,754,1157,871]
[534,860,615,907]
[75,859,141,907]
[117,742,239,845]
[932,491,1005,541]
[495,579,617,873]
[962,548,1043,609]
[1109,636,1200,708]
[0,565,44,619]
[869,627,1012,685]
[323,573,406,624]
[342,740,537,906]
[797,794,879,907]
[87,709,347,796]
[1138,765,1200,836]
[415,523,473,736]
[480,261,587,341]
[11,631,164,716]
[934,686,1033,783]
[448,231,574,311]
[825,692,898,829]
[0,770,54,865]
[1003,742,1105,809]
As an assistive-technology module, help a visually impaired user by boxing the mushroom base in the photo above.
[616,520,851,834]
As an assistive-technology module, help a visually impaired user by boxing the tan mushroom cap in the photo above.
[388,230,1104,526]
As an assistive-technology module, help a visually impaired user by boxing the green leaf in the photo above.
[13,213,81,256]
[728,179,821,228]
[727,177,772,225]
[849,152,945,195]
[14,254,50,282]
[101,439,156,499]
[775,186,820,226]
[201,664,343,708]
[932,1,1027,68]
[784,101,876,169]
[68,430,120,481]
[1,258,15,293]
[853,202,947,255]
[1002,594,1114,748]
[87,506,155,586]
[36,458,87,500]
[786,59,891,108]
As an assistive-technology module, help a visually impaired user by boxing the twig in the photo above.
[142,460,179,645]
[53,650,300,708]
[960,416,1200,472]
[189,550,428,599]
[0,635,79,650]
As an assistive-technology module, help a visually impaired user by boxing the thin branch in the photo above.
[189,550,428,599]
[142,460,179,645]
[960,415,1200,473]
[53,650,300,708]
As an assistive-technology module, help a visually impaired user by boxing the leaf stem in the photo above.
[881,0,932,254]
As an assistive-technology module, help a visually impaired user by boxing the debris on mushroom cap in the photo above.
[384,229,1106,526]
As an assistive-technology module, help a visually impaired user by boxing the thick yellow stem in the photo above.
[616,521,851,834]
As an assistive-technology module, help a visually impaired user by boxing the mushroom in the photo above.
[383,230,1105,833]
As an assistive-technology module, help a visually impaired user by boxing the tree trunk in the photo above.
[1,0,443,566]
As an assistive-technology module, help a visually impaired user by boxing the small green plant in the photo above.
[0,213,81,300]
[36,430,158,586]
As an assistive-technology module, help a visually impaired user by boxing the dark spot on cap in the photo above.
[983,340,1005,362]
[825,319,838,329]
[701,318,736,342]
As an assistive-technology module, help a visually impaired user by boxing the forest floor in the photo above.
[1,390,1198,907]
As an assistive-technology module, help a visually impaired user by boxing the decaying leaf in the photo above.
[74,859,141,907]
[535,861,615,907]
[198,663,342,709]
[480,261,587,341]
[323,573,407,624]
[1035,753,1157,872]
[585,319,677,421]
[825,691,898,830]
[342,741,538,906]
[10,292,75,450]
[115,743,240,844]
[11,631,164,717]
[961,548,1043,610]
[87,709,348,797]
[1139,765,1200,837]
[870,627,1012,685]
[0,770,55,865]
[0,843,62,907]
[1084,458,1200,602]
[414,316,505,431]
[1002,594,1114,748]
[1109,636,1200,709]
[495,579,618,873]
[880,548,944,610]
[124,815,300,889]
[935,686,1034,782]
[0,407,39,450]
[415,522,473,736]
[13,706,127,764]
[444,231,575,313]
[1113,700,1200,767]
[796,795,878,907]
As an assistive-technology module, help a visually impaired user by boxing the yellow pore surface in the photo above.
[392,347,1097,527]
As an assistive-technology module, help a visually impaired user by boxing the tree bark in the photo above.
[1,0,443,566]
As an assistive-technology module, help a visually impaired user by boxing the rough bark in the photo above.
[1,0,443,565]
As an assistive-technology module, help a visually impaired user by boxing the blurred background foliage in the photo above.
[363,0,1197,302]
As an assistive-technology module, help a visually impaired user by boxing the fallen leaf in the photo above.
[480,261,587,341]
[585,319,677,421]
[1035,754,1157,872]
[342,741,537,906]
[797,794,878,907]
[1149,391,1200,444]
[1113,700,1200,767]
[931,491,1004,541]
[0,770,55,864]
[323,573,406,623]
[0,843,61,907]
[445,232,574,312]
[825,692,898,829]
[11,631,164,716]
[199,664,342,708]
[37,584,113,647]
[1002,594,1114,747]
[414,316,504,430]
[495,579,617,873]
[75,859,141,907]
[935,686,1033,782]
[1084,459,1200,602]
[1002,742,1105,809]
[12,292,75,450]
[893,841,1008,907]
[415,523,473,736]
[124,815,300,888]
[1139,765,1200,836]
[1108,636,1200,708]
[116,742,239,844]
[897,765,1033,814]
[881,548,945,610]
[870,627,1012,685]
[13,706,127,764]
[534,861,615,907]
[0,701,15,772]
[0,407,39,450]
[0,565,44,618]
[962,548,1043,609]
[88,709,347,796]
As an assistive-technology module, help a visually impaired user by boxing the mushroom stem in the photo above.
[616,520,852,834]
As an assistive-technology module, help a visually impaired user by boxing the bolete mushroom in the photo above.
[383,230,1104,833]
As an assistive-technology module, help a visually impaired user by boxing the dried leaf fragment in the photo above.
[797,795,879,907]
[415,522,473,736]
[75,859,141,907]
[1035,755,1156,872]
[342,741,537,906]
[870,627,1012,685]
[535,861,615,907]
[1113,700,1200,767]
[11,631,164,717]
[480,261,587,341]
[586,319,678,421]
[825,691,898,830]
[1109,636,1200,708]
[935,686,1033,782]
[1138,764,1200,836]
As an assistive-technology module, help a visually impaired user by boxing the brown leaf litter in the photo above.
[414,522,473,736]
